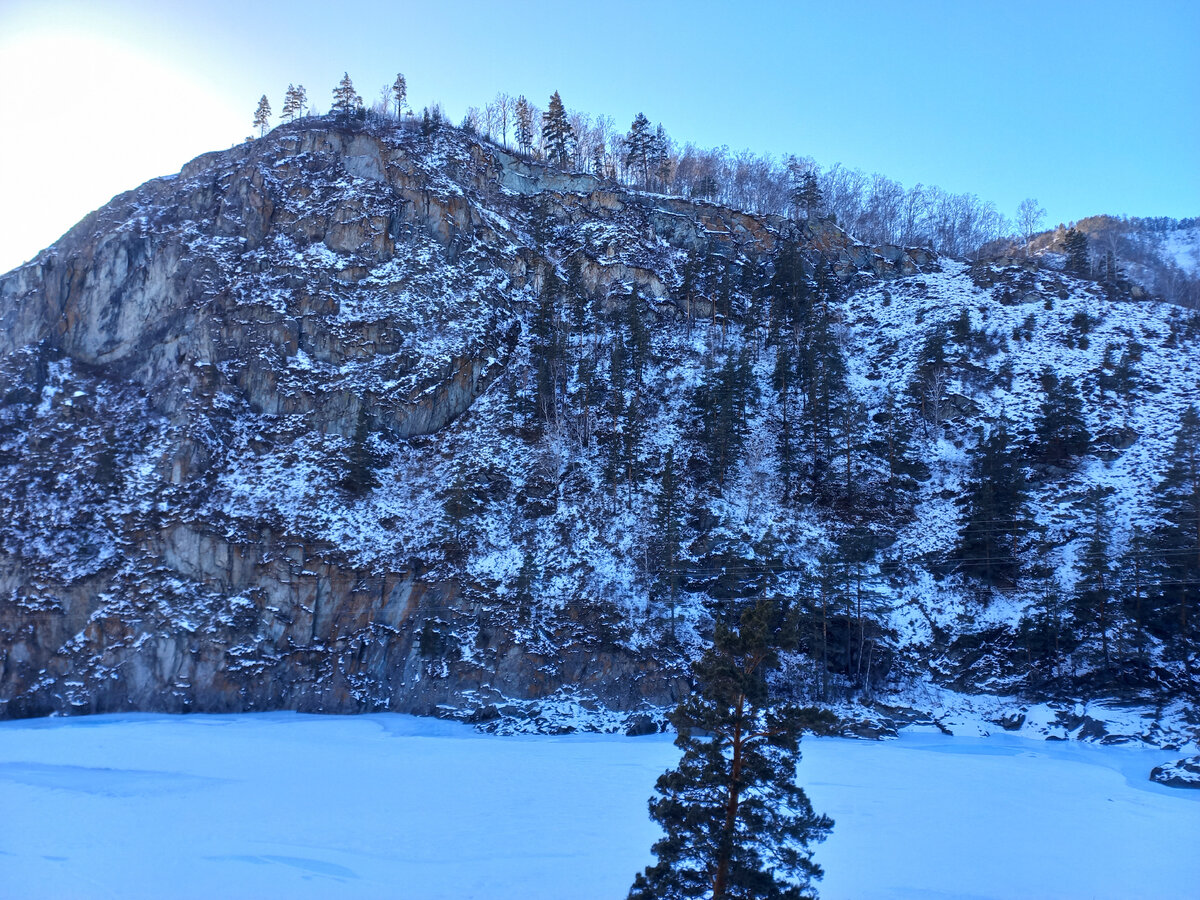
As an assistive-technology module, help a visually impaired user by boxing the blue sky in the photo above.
[1,0,1196,272]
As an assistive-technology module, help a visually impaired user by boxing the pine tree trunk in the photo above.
[712,693,745,899]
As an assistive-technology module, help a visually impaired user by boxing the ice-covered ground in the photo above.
[1,713,1197,899]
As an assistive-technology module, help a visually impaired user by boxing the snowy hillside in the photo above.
[0,116,1196,741]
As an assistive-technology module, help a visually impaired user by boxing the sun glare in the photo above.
[0,30,242,272]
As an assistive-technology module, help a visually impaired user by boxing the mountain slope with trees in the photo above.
[0,113,1195,745]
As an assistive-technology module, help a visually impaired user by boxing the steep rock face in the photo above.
[3,116,1193,740]
[4,118,904,725]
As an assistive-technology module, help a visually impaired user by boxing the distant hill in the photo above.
[1027,215,1199,307]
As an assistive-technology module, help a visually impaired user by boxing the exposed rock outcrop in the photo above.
[3,115,1192,740]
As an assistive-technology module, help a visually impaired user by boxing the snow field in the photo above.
[1,713,1197,899]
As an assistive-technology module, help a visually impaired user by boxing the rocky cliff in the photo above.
[0,116,1195,741]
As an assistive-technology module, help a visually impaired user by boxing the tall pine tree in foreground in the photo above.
[630,598,833,900]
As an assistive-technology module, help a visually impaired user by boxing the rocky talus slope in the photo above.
[0,117,1195,741]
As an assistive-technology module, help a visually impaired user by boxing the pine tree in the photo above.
[1063,227,1090,277]
[293,84,308,118]
[281,84,300,124]
[798,172,823,219]
[627,287,650,387]
[956,418,1029,587]
[542,91,573,168]
[695,349,755,487]
[1030,366,1089,466]
[629,598,833,900]
[767,235,808,340]
[800,265,847,478]
[876,391,922,490]
[513,548,538,625]
[515,95,534,155]
[391,73,407,118]
[773,339,798,500]
[1120,525,1151,659]
[910,325,949,427]
[624,113,653,188]
[1072,486,1116,668]
[531,268,566,425]
[332,72,361,118]
[652,124,673,190]
[1019,530,1074,680]
[253,95,271,137]
[1146,405,1200,652]
[341,403,382,495]
[652,447,682,640]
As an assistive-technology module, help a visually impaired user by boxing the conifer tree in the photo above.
[391,73,407,118]
[956,418,1029,587]
[624,113,652,188]
[626,287,650,387]
[253,95,271,137]
[531,269,566,425]
[1063,227,1091,277]
[542,91,573,168]
[1147,405,1200,651]
[652,124,673,190]
[1121,525,1151,658]
[341,404,382,495]
[696,349,755,487]
[1030,367,1089,466]
[515,95,535,155]
[573,343,599,448]
[773,339,798,500]
[513,548,538,625]
[1019,533,1073,679]
[652,447,683,640]
[293,84,308,118]
[624,114,652,188]
[281,84,300,124]
[801,265,847,476]
[629,598,833,900]
[797,172,823,219]
[910,325,949,427]
[441,461,481,547]
[566,253,588,332]
[1072,486,1116,668]
[767,235,808,340]
[877,392,921,489]
[332,72,361,118]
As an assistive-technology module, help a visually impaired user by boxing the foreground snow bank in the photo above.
[1,713,1197,899]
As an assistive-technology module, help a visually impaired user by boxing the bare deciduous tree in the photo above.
[1017,198,1047,255]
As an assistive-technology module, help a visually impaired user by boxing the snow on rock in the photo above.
[0,115,1196,738]
[1151,755,1200,789]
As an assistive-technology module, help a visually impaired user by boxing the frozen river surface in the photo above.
[1,712,1197,899]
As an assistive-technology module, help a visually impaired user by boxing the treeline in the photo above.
[1027,215,1200,308]
[249,74,1195,302]
[461,90,1009,258]
[249,74,1010,258]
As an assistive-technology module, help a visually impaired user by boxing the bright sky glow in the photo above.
[1,0,1197,274]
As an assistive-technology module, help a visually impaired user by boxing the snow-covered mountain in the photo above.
[1028,214,1200,307]
[0,116,1195,743]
